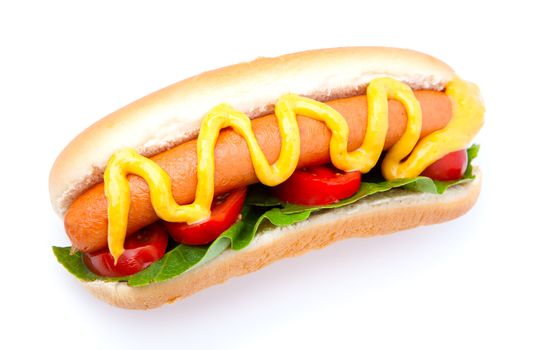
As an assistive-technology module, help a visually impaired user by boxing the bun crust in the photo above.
[49,47,454,217]
[83,170,480,309]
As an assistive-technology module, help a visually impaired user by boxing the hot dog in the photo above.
[65,91,452,253]
[50,47,484,309]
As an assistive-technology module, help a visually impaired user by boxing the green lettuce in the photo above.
[53,145,479,286]
[249,144,480,214]
[53,206,310,287]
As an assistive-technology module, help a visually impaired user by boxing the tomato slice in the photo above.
[164,187,247,245]
[83,222,168,277]
[421,149,468,181]
[273,166,362,205]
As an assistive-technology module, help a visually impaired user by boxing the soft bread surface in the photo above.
[84,171,481,309]
[49,47,454,216]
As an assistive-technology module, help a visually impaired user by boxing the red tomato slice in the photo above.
[83,222,168,277]
[421,149,468,181]
[164,187,247,245]
[273,166,362,205]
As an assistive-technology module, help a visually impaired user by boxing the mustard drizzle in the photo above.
[104,77,484,262]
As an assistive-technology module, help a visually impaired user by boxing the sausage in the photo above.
[65,91,452,252]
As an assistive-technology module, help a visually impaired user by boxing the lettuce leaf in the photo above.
[53,145,479,286]
[250,144,480,214]
[52,246,99,282]
[52,206,311,286]
[464,144,480,178]
[281,176,471,214]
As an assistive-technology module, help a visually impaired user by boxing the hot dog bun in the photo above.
[49,47,454,217]
[84,170,481,309]
[50,47,481,309]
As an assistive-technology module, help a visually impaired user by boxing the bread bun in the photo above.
[83,170,480,309]
[51,47,479,309]
[49,47,454,217]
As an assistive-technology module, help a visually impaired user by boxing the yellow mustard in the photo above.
[382,77,484,179]
[104,77,484,262]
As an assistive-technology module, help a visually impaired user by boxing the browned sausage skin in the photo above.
[65,90,452,252]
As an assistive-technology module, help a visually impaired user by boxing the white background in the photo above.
[1,1,555,349]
